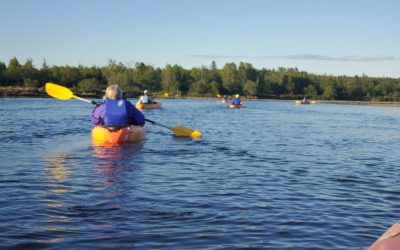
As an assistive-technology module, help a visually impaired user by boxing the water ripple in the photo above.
[0,99,399,249]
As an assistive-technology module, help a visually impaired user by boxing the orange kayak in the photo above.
[135,101,161,110]
[368,221,400,250]
[92,125,146,146]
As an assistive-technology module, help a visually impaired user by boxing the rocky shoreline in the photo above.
[316,100,400,107]
[0,86,99,98]
[0,86,45,97]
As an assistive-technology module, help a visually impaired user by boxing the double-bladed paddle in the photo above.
[45,82,202,138]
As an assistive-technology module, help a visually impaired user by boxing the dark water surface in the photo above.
[1,98,399,249]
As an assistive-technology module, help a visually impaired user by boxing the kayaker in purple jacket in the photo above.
[91,84,145,127]
[231,94,242,105]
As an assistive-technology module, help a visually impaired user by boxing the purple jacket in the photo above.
[231,97,242,105]
[91,100,145,126]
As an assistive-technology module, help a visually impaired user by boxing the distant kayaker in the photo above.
[301,97,307,104]
[219,95,228,103]
[137,90,153,104]
[91,84,145,129]
[231,94,242,106]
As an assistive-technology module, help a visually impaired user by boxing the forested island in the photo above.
[1,57,399,102]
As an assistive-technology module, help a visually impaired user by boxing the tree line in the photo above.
[1,57,399,101]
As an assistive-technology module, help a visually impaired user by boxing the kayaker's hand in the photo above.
[91,101,101,106]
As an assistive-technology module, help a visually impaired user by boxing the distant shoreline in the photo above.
[2,95,400,107]
[315,100,400,107]
[1,87,400,107]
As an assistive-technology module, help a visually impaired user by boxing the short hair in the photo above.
[104,84,123,100]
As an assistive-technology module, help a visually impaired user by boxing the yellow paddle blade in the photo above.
[171,126,202,138]
[135,103,144,110]
[217,94,221,98]
[45,83,74,100]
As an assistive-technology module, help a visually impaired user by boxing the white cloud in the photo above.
[190,54,399,62]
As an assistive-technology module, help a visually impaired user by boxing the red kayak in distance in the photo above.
[228,104,244,109]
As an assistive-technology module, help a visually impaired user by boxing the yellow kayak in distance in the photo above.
[295,100,316,105]
[135,101,161,110]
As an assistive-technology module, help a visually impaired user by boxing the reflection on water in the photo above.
[43,151,72,194]
[41,150,74,245]
[91,143,144,191]
[38,143,145,246]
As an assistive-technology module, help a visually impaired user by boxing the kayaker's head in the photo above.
[104,84,123,100]
[144,90,148,95]
[236,94,239,98]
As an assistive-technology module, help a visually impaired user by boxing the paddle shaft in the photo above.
[45,83,201,138]
[56,94,171,130]
[74,95,92,104]
[145,119,172,130]
[58,93,172,130]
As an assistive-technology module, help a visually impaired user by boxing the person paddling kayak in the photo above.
[137,90,154,104]
[231,94,242,106]
[135,89,161,110]
[91,84,145,130]
[220,95,228,103]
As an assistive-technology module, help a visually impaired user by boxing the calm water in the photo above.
[0,98,399,249]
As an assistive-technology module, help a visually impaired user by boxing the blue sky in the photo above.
[0,0,399,77]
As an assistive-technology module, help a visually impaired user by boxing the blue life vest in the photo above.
[104,99,129,127]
